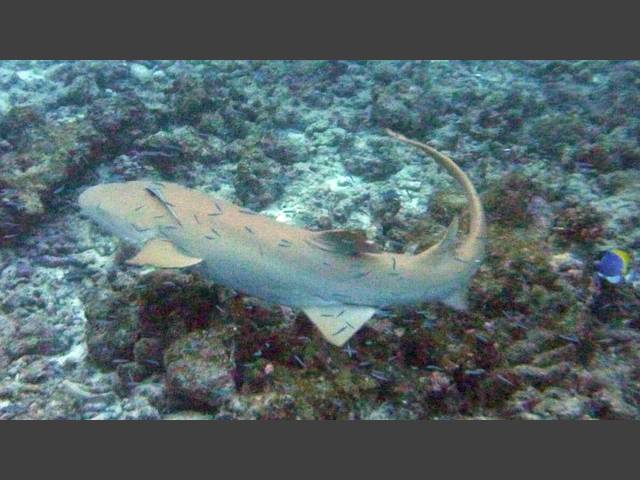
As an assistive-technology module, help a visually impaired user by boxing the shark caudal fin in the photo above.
[385,129,486,265]
[303,305,377,347]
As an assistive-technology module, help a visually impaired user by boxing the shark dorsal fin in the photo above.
[431,215,459,255]
[310,230,382,256]
[303,305,377,346]
[126,238,203,268]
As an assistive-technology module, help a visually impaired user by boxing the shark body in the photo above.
[79,131,486,346]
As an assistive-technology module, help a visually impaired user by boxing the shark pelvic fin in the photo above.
[126,238,203,268]
[303,305,377,346]
[442,287,468,311]
[311,230,381,256]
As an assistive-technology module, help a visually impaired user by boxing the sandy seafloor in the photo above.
[0,60,639,419]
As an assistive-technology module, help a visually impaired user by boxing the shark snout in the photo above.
[78,187,92,210]
[78,184,117,213]
[78,185,102,212]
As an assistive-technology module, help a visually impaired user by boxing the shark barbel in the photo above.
[79,130,487,346]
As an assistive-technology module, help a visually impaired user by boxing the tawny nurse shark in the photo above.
[79,130,486,346]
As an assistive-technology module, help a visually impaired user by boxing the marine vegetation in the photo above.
[0,60,638,419]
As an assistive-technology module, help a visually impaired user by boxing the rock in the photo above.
[591,388,638,419]
[0,315,14,372]
[130,63,153,83]
[57,75,100,106]
[260,131,309,165]
[526,362,572,386]
[420,371,452,401]
[164,328,236,409]
[361,403,397,420]
[165,75,217,126]
[116,362,148,388]
[531,344,577,367]
[370,80,446,135]
[343,154,402,181]
[505,340,540,364]
[19,356,55,384]
[120,394,161,420]
[234,154,285,209]
[216,393,297,420]
[0,113,103,245]
[512,365,553,387]
[532,387,589,419]
[1,313,67,362]
[137,270,221,344]
[88,94,156,152]
[133,337,164,373]
[15,262,33,278]
[84,289,140,369]
[132,126,225,176]
[164,410,215,420]
[549,252,584,274]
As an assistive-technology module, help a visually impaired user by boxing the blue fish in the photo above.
[596,249,635,284]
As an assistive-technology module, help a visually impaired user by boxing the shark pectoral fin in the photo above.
[126,238,203,268]
[303,305,377,347]
[442,288,468,311]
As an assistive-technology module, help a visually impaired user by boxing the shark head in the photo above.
[79,181,160,245]
[78,183,114,212]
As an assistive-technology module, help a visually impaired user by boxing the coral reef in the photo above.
[0,60,639,419]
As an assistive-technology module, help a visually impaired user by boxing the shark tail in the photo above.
[386,129,486,264]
